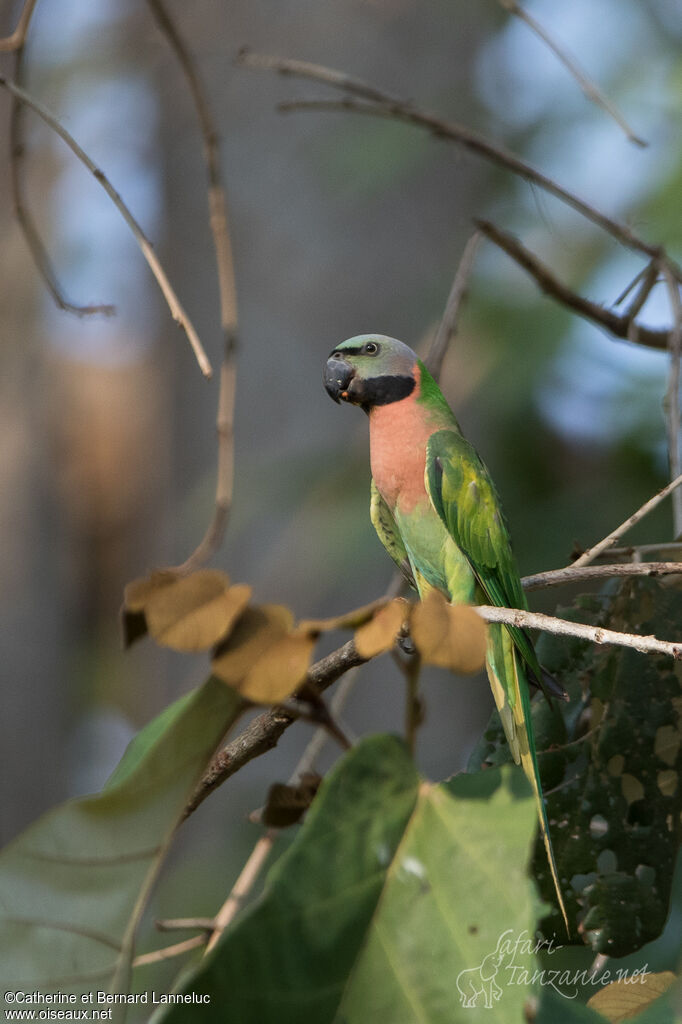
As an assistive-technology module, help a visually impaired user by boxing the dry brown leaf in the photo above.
[354,598,410,658]
[587,970,676,1022]
[240,633,316,703]
[142,570,248,652]
[211,604,294,686]
[262,773,322,828]
[121,608,148,649]
[411,591,487,673]
[124,570,179,612]
[297,598,390,636]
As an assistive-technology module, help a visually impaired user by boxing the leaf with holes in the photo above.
[470,578,682,955]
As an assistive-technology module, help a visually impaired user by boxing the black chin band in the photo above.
[351,374,415,407]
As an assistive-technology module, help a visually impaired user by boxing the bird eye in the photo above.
[363,342,379,355]
[331,351,343,359]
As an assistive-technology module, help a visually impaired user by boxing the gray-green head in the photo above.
[323,334,419,411]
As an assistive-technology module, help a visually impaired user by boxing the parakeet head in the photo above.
[323,334,418,410]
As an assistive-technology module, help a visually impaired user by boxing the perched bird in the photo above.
[324,333,569,933]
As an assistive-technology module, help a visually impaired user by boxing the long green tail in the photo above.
[486,625,570,935]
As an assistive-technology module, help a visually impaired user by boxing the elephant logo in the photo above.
[455,949,504,1009]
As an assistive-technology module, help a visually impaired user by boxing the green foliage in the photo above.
[156,739,539,1024]
[0,678,242,998]
[470,577,682,957]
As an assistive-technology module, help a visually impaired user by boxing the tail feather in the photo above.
[486,626,570,936]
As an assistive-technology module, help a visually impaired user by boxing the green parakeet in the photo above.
[324,333,569,933]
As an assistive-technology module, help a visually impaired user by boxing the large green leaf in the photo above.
[0,677,241,1005]
[157,736,540,1024]
[470,578,682,955]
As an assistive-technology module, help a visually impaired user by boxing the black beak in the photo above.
[324,356,355,403]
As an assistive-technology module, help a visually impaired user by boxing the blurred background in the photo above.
[1,0,681,980]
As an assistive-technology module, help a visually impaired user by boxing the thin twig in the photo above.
[498,0,646,147]
[0,0,38,51]
[7,15,114,315]
[477,605,682,659]
[475,220,668,350]
[0,74,213,377]
[662,265,682,537]
[148,0,238,566]
[205,832,275,952]
[277,96,676,274]
[615,265,649,307]
[237,48,404,106]
[571,472,682,567]
[622,262,659,328]
[522,561,682,592]
[132,934,206,968]
[236,50,682,275]
[425,232,481,379]
[155,917,214,933]
[604,541,682,559]
[174,348,235,573]
[289,666,360,777]
[275,697,352,750]
[402,652,423,755]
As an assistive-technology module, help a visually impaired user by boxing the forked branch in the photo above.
[0,74,213,377]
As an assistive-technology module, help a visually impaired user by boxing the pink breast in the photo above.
[369,390,433,513]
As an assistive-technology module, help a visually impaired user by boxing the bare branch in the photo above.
[238,51,680,275]
[0,74,213,377]
[237,47,403,106]
[183,640,367,819]
[619,262,660,324]
[477,605,682,659]
[173,348,235,573]
[148,0,238,567]
[475,220,668,349]
[8,25,114,315]
[498,0,646,147]
[522,561,682,592]
[605,541,682,559]
[155,917,214,933]
[205,832,275,952]
[277,95,673,272]
[425,232,481,379]
[662,266,682,537]
[572,472,682,567]
[0,0,38,51]
[132,934,205,968]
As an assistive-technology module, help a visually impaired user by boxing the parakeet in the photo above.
[324,333,569,933]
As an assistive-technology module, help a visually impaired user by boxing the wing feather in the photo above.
[425,429,546,686]
[370,479,416,589]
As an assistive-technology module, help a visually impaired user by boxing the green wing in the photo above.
[424,429,544,682]
[370,479,416,589]
[426,427,570,934]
